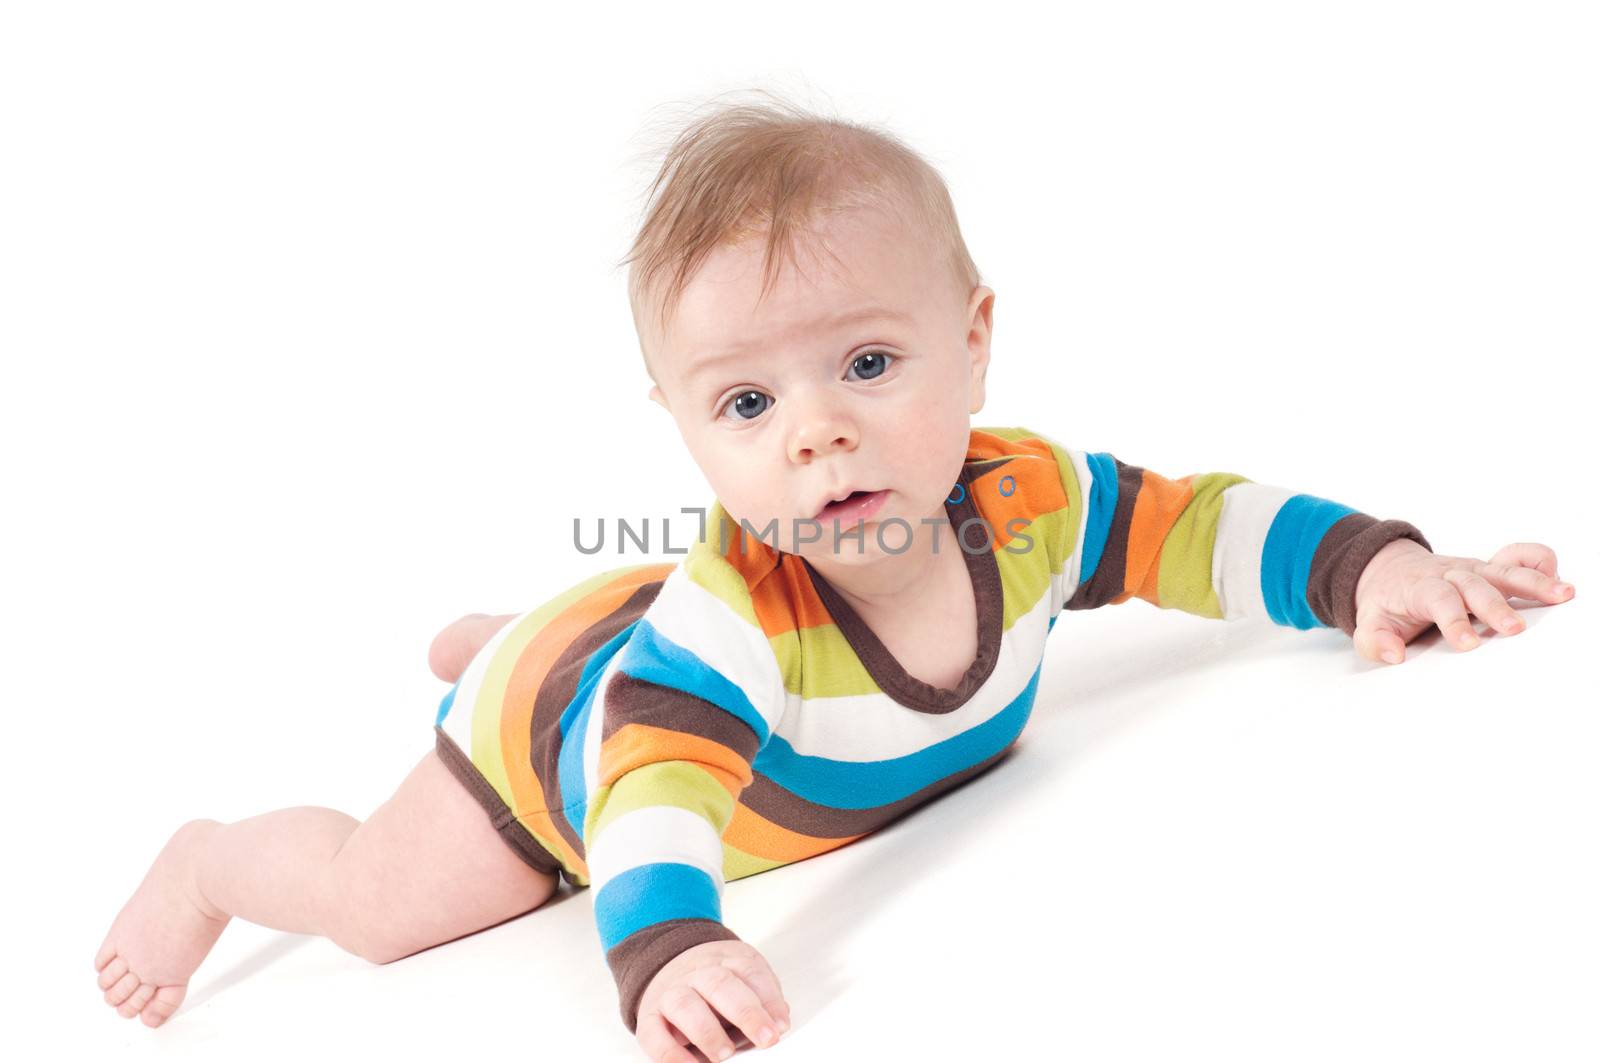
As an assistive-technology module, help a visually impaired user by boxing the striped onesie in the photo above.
[432,425,1430,1031]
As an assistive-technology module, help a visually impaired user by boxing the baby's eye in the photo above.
[848,351,894,381]
[719,389,771,422]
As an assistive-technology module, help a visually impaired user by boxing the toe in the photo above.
[118,982,157,1018]
[95,937,117,972]
[143,985,187,1027]
[105,970,140,1006]
[97,955,128,991]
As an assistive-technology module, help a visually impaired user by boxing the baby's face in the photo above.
[645,203,993,564]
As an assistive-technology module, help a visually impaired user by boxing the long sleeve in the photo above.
[1039,440,1431,635]
[580,556,787,1033]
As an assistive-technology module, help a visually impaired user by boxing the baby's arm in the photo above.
[1036,435,1427,634]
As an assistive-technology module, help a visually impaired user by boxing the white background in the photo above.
[5,1,1596,1060]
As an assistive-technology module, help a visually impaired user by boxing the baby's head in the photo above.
[618,91,994,566]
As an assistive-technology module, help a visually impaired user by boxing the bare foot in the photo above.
[94,819,230,1027]
[428,612,516,683]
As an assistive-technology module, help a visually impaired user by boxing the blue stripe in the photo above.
[557,676,601,830]
[556,621,640,831]
[751,663,1042,809]
[594,862,723,952]
[433,683,458,727]
[1079,452,1118,586]
[1261,494,1355,629]
[560,621,638,745]
[616,619,772,745]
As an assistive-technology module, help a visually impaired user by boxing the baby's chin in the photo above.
[791,537,886,565]
[786,519,924,565]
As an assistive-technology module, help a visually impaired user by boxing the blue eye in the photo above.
[849,351,893,380]
[721,390,771,421]
[718,352,893,423]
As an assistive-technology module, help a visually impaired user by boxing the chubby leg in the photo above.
[95,748,558,1027]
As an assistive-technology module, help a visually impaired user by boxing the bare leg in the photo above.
[94,749,558,1027]
[428,612,518,683]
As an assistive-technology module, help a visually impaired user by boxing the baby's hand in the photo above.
[1352,539,1575,664]
[634,939,791,1062]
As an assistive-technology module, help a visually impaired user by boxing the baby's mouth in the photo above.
[813,489,889,523]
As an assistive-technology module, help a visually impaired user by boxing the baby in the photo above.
[94,93,1577,1062]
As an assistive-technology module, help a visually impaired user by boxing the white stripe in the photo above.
[439,608,532,751]
[773,585,1052,762]
[643,564,787,736]
[1213,482,1295,622]
[586,804,727,897]
[581,648,626,826]
[1046,444,1095,617]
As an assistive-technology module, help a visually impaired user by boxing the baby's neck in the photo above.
[802,519,963,620]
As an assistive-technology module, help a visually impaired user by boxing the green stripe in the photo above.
[723,843,790,882]
[1154,472,1251,618]
[684,502,764,628]
[793,622,881,698]
[586,760,736,841]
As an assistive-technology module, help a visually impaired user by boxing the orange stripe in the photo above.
[716,505,783,592]
[598,722,754,797]
[725,801,868,863]
[967,456,1066,551]
[1123,470,1195,607]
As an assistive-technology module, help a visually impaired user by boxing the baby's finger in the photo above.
[657,987,739,1063]
[635,1009,699,1063]
[1352,618,1399,665]
[1364,626,1409,665]
[720,954,790,1030]
[1415,576,1480,650]
[689,965,784,1050]
[1443,569,1524,636]
[1488,542,1559,580]
[1473,558,1573,604]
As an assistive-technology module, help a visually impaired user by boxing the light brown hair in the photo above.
[616,88,983,378]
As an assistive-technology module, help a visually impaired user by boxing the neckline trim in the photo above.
[799,464,1005,715]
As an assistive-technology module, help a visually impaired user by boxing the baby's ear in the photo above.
[648,384,670,410]
[964,284,996,412]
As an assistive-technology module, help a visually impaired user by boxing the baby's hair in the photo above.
[615,86,983,378]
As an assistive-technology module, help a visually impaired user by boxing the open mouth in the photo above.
[815,489,888,522]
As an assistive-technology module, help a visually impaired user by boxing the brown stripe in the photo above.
[964,456,1017,480]
[1064,455,1145,610]
[799,464,1005,714]
[609,918,744,1033]
[1306,514,1433,636]
[601,671,764,756]
[433,726,565,878]
[530,579,668,858]
[739,742,1017,839]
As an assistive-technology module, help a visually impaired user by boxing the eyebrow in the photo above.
[682,305,913,387]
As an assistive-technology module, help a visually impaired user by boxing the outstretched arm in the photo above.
[1045,443,1430,632]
